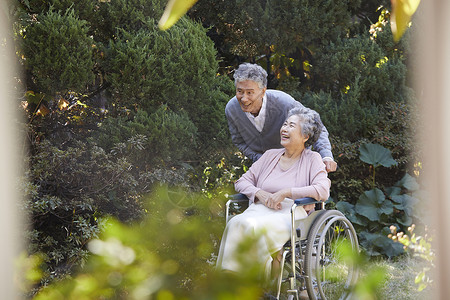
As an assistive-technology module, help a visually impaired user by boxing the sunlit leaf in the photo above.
[36,104,50,116]
[58,98,69,110]
[391,0,421,42]
[158,0,198,30]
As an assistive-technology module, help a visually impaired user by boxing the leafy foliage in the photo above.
[189,0,361,58]
[102,17,233,147]
[336,144,424,258]
[31,188,264,299]
[388,224,435,292]
[21,138,147,287]
[92,106,198,167]
[20,8,95,94]
[299,90,380,141]
[97,0,166,41]
[12,0,423,295]
[311,33,410,104]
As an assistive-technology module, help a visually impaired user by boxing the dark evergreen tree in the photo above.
[21,8,95,94]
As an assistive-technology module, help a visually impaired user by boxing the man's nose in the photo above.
[240,94,250,103]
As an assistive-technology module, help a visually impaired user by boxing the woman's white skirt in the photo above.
[216,198,307,278]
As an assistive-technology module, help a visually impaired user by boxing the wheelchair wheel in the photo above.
[304,210,359,300]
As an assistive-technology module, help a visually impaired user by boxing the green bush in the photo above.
[21,139,147,286]
[102,17,232,147]
[311,33,410,105]
[189,0,361,57]
[21,8,94,94]
[299,89,379,141]
[30,188,263,299]
[303,95,417,207]
[96,0,165,41]
[335,143,424,258]
[21,0,98,25]
[92,106,198,167]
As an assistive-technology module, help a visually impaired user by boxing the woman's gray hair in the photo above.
[287,106,324,148]
[233,63,267,89]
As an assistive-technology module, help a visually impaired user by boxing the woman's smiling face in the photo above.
[280,115,309,149]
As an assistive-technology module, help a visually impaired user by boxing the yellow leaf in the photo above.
[158,0,198,30]
[36,104,50,116]
[58,98,69,110]
[390,0,421,42]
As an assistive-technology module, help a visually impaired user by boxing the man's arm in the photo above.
[225,107,262,162]
[314,125,333,159]
[310,116,337,172]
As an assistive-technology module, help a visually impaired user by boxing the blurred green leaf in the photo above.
[391,0,421,42]
[158,0,198,30]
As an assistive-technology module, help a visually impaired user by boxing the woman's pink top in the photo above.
[235,148,330,204]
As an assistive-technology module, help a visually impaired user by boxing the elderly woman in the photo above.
[216,106,331,277]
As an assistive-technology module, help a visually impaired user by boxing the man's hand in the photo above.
[323,158,338,173]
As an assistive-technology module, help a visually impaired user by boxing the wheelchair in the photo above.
[225,194,359,300]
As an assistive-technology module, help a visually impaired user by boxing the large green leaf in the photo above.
[359,231,404,257]
[394,173,419,191]
[359,143,397,168]
[335,201,354,215]
[385,186,402,197]
[381,236,405,257]
[396,214,413,226]
[391,194,417,215]
[355,188,394,221]
[336,201,366,226]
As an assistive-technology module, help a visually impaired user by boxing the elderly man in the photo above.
[225,63,337,172]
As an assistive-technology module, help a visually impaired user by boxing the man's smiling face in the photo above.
[235,80,266,116]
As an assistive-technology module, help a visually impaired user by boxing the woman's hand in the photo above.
[266,189,291,210]
[255,190,272,206]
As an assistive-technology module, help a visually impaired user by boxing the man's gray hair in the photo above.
[287,106,324,148]
[233,63,268,89]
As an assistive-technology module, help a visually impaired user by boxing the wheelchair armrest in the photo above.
[225,194,249,223]
[294,197,321,206]
[227,193,249,200]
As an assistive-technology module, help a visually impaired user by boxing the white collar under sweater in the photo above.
[245,94,267,132]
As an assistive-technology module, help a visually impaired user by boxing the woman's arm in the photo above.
[234,156,264,204]
[234,149,280,204]
[265,152,330,210]
[291,153,330,201]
